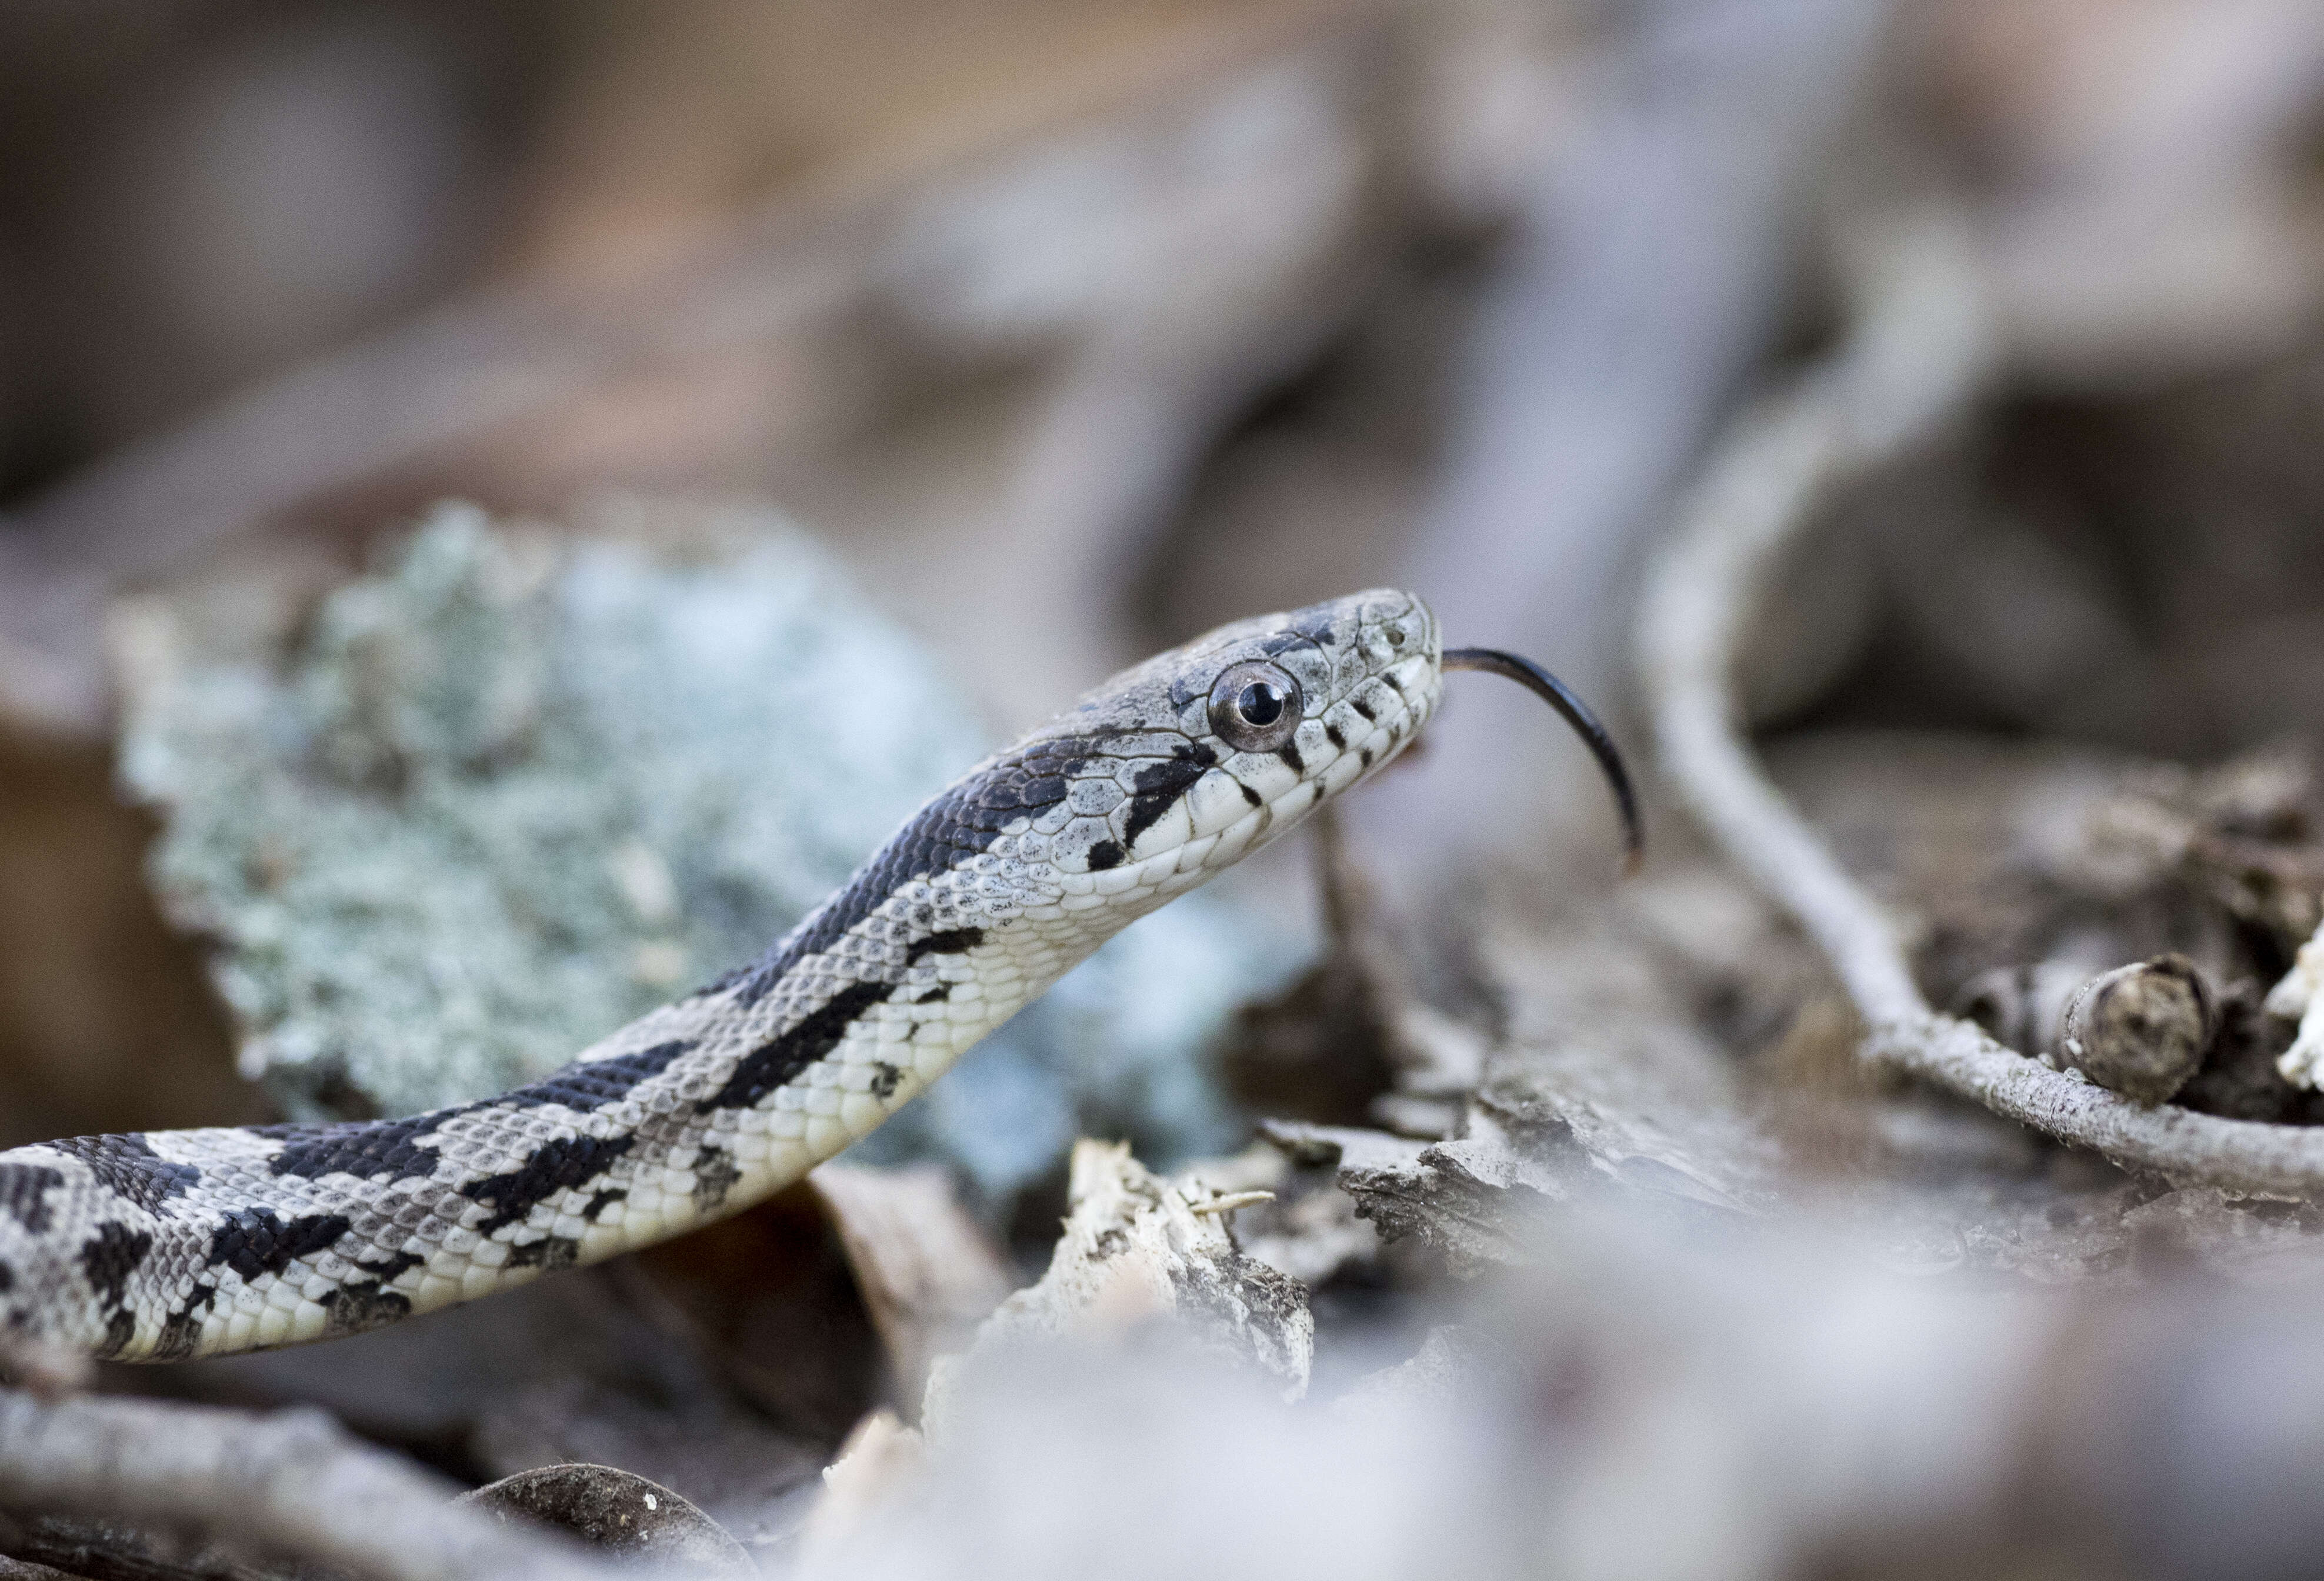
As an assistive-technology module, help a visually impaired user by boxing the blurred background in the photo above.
[9,1,2324,1577]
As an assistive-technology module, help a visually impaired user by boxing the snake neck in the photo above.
[0,778,1177,1361]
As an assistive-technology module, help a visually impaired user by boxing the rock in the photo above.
[119,503,986,1118]
[458,1463,754,1576]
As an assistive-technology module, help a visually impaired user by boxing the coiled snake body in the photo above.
[0,590,1633,1361]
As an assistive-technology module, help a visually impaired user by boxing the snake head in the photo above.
[1037,588,1639,884]
[1021,590,1443,885]
[968,586,1634,900]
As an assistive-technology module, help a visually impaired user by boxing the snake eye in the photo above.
[1208,660,1303,753]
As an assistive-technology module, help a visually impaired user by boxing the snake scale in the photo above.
[0,589,1636,1361]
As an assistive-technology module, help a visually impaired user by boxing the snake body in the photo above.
[0,591,1445,1360]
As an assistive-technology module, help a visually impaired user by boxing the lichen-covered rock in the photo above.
[118,504,1301,1196]
[121,505,986,1116]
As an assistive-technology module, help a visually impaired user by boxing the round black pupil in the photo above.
[1237,681,1285,726]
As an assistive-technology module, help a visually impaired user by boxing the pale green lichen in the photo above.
[121,504,1301,1198]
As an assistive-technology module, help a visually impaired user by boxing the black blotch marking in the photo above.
[0,1261,13,1293]
[357,1250,424,1284]
[1086,839,1123,872]
[1351,698,1376,723]
[1323,723,1346,750]
[266,1045,696,1185]
[79,1222,152,1328]
[517,1039,695,1112]
[1360,748,1374,769]
[708,732,1108,1008]
[0,1164,64,1235]
[1276,744,1305,774]
[153,1283,217,1360]
[582,1188,627,1222]
[316,1255,425,1339]
[461,1135,636,1233]
[916,983,951,1003]
[1122,743,1216,846]
[101,1308,136,1358]
[207,1209,351,1283]
[1381,672,1403,693]
[905,928,984,964]
[321,1281,412,1335]
[505,1236,582,1271]
[1238,782,1262,807]
[49,1135,201,1213]
[261,1110,474,1183]
[700,979,892,1111]
[1262,627,1332,658]
[692,1147,742,1209]
[869,1062,903,1100]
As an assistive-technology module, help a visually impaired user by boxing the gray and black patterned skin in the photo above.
[0,591,1443,1360]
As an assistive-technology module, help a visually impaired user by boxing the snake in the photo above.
[0,589,1637,1362]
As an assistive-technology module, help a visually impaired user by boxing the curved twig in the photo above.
[1638,211,2324,1196]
